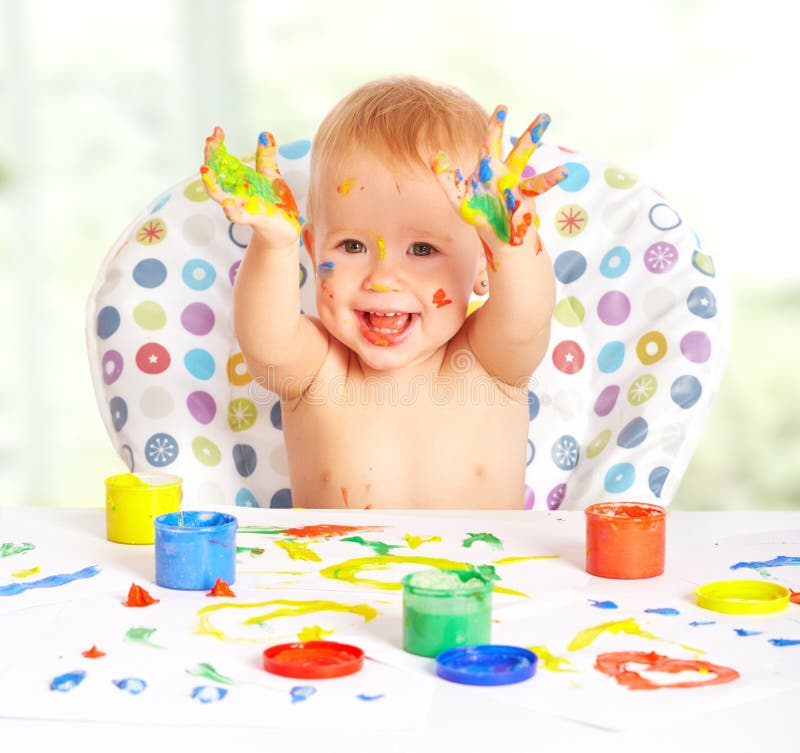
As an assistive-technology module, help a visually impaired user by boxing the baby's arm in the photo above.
[202,128,329,398]
[433,108,567,387]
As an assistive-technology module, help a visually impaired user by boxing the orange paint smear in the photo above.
[432,288,452,308]
[791,589,800,605]
[282,524,384,539]
[122,583,160,608]
[480,238,497,272]
[341,487,350,508]
[82,645,106,659]
[591,503,665,519]
[595,651,739,690]
[207,578,236,597]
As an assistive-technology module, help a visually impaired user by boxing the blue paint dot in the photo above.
[649,466,669,497]
[235,488,260,507]
[671,375,702,409]
[526,439,535,466]
[97,306,121,339]
[182,259,216,291]
[689,621,716,627]
[270,401,283,430]
[734,629,763,637]
[51,671,86,692]
[687,286,717,318]
[551,435,579,470]
[589,600,618,609]
[504,187,515,212]
[184,348,216,380]
[617,417,649,449]
[604,462,635,493]
[144,432,179,467]
[644,607,680,616]
[290,685,317,703]
[110,396,128,432]
[278,139,311,159]
[597,341,625,373]
[769,638,800,647]
[271,488,293,509]
[133,259,167,288]
[496,109,507,122]
[113,678,147,694]
[600,246,631,278]
[233,444,257,477]
[558,162,589,192]
[191,685,228,703]
[553,250,587,284]
[357,693,385,701]
[528,391,540,421]
[478,157,493,183]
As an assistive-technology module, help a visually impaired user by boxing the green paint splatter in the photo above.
[461,193,510,243]
[236,546,265,556]
[185,663,235,685]
[462,532,504,550]
[1,542,35,558]
[238,526,288,536]
[341,536,403,556]
[205,139,280,205]
[125,626,166,650]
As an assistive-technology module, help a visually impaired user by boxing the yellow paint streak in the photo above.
[274,540,322,562]
[528,645,577,673]
[196,599,378,643]
[11,566,40,578]
[492,555,560,565]
[298,625,335,641]
[568,617,705,655]
[371,283,392,292]
[403,533,442,550]
[337,177,355,196]
[377,236,386,261]
[319,555,528,598]
[497,172,518,195]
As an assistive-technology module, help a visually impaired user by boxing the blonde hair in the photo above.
[307,76,489,218]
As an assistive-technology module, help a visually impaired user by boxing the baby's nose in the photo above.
[363,241,403,291]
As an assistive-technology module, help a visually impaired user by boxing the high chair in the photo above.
[86,136,728,509]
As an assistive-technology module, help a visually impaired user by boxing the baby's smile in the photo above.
[355,309,420,346]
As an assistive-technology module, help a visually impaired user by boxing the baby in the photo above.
[201,76,567,509]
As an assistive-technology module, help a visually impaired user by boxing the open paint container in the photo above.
[154,511,237,590]
[105,473,182,544]
[585,502,666,579]
[402,568,493,657]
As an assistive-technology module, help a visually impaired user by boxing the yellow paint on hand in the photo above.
[11,566,40,578]
[403,533,442,550]
[377,236,386,261]
[274,540,322,562]
[528,645,577,673]
[492,555,560,565]
[298,625,335,641]
[196,599,378,643]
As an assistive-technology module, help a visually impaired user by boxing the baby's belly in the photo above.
[281,401,529,509]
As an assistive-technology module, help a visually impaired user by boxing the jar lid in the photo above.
[262,640,364,679]
[695,580,790,614]
[436,645,537,686]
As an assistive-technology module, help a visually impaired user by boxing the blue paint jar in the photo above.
[154,512,237,590]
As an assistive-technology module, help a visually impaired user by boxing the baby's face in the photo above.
[304,150,483,372]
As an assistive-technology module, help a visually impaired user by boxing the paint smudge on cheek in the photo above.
[595,651,739,690]
[341,487,350,508]
[50,670,86,692]
[462,532,504,550]
[113,678,147,694]
[290,685,317,703]
[191,685,228,703]
[274,540,322,562]
[527,645,577,673]
[337,178,356,196]
[432,288,452,308]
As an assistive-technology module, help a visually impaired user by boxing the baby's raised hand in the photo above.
[201,127,301,246]
[433,107,568,249]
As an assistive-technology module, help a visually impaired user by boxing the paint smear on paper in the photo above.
[589,600,618,609]
[122,583,160,607]
[125,626,166,650]
[274,540,322,562]
[237,526,288,536]
[462,532,504,550]
[191,685,228,703]
[291,685,316,703]
[595,651,739,690]
[50,670,86,692]
[527,645,577,672]
[403,534,442,549]
[113,678,147,694]
[186,663,235,685]
[567,618,703,655]
[298,625,335,641]
[689,621,716,627]
[11,566,40,578]
[319,555,528,597]
[282,524,385,539]
[82,645,106,658]
[492,555,560,565]
[337,178,355,196]
[0,565,100,596]
[357,693,385,701]
[730,555,800,573]
[196,599,378,642]
[734,629,763,637]
[236,546,265,557]
[341,536,403,556]
[769,638,800,647]
[0,542,35,558]
[644,607,680,616]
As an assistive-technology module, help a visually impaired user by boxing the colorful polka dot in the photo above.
[558,162,590,192]
[687,286,717,319]
[555,204,588,237]
[680,331,711,363]
[139,386,174,419]
[649,466,669,497]
[547,483,566,510]
[526,439,536,465]
[552,435,580,470]
[192,436,222,467]
[594,385,620,417]
[604,167,637,189]
[627,374,658,405]
[553,250,587,284]
[270,401,283,431]
[228,223,251,249]
[133,259,167,288]
[181,302,215,336]
[587,429,612,459]
[528,391,540,421]
[554,297,585,327]
[278,139,312,159]
[599,246,630,279]
[136,218,167,246]
[671,375,702,409]
[184,178,210,202]
[617,417,649,449]
[636,331,668,365]
[233,444,257,477]
[187,391,217,424]
[133,301,166,330]
[236,488,260,508]
[144,432,179,467]
[182,259,217,291]
[604,462,635,493]
[552,340,585,374]
[228,398,257,432]
[136,343,171,375]
[597,341,625,373]
[649,203,682,231]
[226,353,253,386]
[691,250,715,277]
[597,291,631,326]
[97,306,121,339]
[184,349,216,380]
[270,488,293,509]
[644,242,678,274]
[110,397,128,432]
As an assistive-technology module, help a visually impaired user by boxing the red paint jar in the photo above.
[585,502,666,579]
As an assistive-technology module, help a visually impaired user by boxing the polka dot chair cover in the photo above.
[86,138,729,509]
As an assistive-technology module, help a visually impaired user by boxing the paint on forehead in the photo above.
[377,236,387,261]
[432,288,452,308]
[337,177,356,196]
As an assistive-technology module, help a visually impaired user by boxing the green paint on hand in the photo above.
[185,662,235,685]
[461,193,511,243]
[205,140,280,205]
[125,626,166,650]
[1,542,35,558]
[341,536,403,556]
[462,532,504,550]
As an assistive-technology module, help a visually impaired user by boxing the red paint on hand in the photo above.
[122,583,160,607]
[81,645,106,659]
[207,577,236,597]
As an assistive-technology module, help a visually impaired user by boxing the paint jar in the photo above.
[154,511,237,590]
[402,568,492,657]
[585,502,666,579]
[105,473,182,545]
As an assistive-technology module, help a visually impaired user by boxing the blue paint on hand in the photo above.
[51,670,86,692]
[644,607,680,616]
[478,157,493,183]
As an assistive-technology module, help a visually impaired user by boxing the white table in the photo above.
[1,506,797,753]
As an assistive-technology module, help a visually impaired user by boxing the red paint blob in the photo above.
[282,524,383,539]
[595,651,739,690]
[207,578,236,597]
[82,645,106,659]
[432,288,453,308]
[122,583,160,607]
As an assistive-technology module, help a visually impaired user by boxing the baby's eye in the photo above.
[340,239,365,254]
[409,242,437,257]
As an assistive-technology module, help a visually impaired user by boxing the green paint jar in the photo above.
[402,569,493,657]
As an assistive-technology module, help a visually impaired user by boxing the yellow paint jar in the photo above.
[105,473,182,544]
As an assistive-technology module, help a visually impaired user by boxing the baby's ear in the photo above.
[302,224,315,266]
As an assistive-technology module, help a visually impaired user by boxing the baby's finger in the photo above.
[506,113,551,176]
[199,165,229,203]
[256,131,279,178]
[481,106,508,161]
[221,196,256,224]
[203,126,226,166]
[432,150,468,208]
[519,164,569,198]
